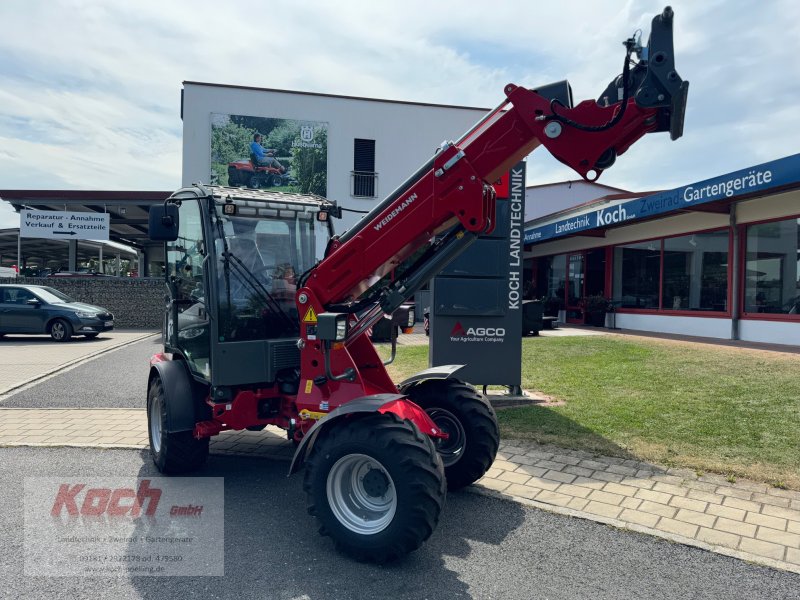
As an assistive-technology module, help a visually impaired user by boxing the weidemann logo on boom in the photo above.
[374,193,417,231]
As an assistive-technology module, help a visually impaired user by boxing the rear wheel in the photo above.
[304,413,446,563]
[49,319,73,342]
[405,379,499,490]
[247,175,261,189]
[147,376,209,473]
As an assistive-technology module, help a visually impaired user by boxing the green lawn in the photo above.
[384,336,800,488]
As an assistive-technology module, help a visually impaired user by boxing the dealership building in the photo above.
[523,153,800,346]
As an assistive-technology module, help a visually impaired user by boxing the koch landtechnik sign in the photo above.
[524,152,800,244]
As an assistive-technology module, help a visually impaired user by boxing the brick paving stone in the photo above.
[786,548,800,565]
[687,489,723,505]
[699,473,733,486]
[508,454,540,466]
[675,508,716,528]
[650,474,684,485]
[578,459,608,471]
[536,460,567,471]
[766,487,800,500]
[638,500,677,519]
[683,480,719,493]
[620,477,656,490]
[514,464,548,477]
[483,468,503,479]
[669,496,708,513]
[498,471,532,485]
[588,490,625,506]
[524,450,554,461]
[652,482,689,497]
[791,500,800,512]
[606,464,638,477]
[555,483,593,499]
[788,521,800,535]
[756,527,800,548]
[505,484,540,500]
[751,492,791,508]
[583,501,623,519]
[525,477,562,492]
[591,471,624,483]
[656,517,699,538]
[535,490,573,507]
[635,488,673,505]
[571,477,606,490]
[715,517,756,538]
[733,480,770,494]
[563,465,595,478]
[542,470,576,484]
[706,503,746,522]
[745,512,788,531]
[490,460,518,471]
[602,482,639,497]
[594,456,626,466]
[739,537,785,561]
[620,509,660,528]
[696,527,741,549]
[716,486,754,501]
[549,454,582,466]
[666,467,698,479]
[620,497,643,510]
[722,496,763,513]
[567,497,590,511]
[760,504,800,522]
[636,469,656,478]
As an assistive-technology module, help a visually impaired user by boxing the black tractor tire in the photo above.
[247,175,261,189]
[270,174,283,187]
[405,379,499,491]
[49,318,73,342]
[304,412,446,563]
[147,376,209,474]
[84,333,100,339]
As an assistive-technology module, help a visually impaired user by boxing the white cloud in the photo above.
[0,0,799,230]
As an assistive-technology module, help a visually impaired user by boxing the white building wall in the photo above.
[182,83,487,230]
[739,320,800,346]
[614,314,733,339]
[525,181,626,222]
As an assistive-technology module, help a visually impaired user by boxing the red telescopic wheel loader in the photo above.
[147,7,688,562]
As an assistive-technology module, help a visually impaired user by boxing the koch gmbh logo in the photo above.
[300,125,314,142]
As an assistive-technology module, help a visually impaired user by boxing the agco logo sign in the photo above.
[449,322,505,343]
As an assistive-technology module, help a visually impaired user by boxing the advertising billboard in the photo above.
[210,113,328,196]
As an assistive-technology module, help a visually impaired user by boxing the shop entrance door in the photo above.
[566,253,585,323]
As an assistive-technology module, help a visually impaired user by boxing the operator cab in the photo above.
[150,184,336,386]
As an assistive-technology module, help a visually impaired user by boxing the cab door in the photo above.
[0,287,47,333]
[164,199,211,380]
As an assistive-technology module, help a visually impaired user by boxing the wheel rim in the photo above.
[326,453,396,535]
[51,322,65,340]
[426,408,466,467]
[149,388,162,454]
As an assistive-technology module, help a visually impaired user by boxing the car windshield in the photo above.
[33,287,74,304]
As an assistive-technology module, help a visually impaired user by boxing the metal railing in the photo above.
[350,171,379,198]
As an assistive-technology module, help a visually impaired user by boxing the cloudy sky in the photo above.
[1,0,798,228]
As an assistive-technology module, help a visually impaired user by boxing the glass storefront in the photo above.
[743,217,800,316]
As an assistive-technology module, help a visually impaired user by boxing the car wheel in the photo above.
[49,319,73,342]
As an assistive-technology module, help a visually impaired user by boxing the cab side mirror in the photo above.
[149,204,179,241]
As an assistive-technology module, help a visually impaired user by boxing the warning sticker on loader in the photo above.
[302,307,317,324]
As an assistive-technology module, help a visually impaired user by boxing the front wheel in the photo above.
[405,379,499,490]
[304,413,446,563]
[147,376,209,473]
[49,319,73,342]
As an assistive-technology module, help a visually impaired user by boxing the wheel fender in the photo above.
[148,358,196,434]
[288,394,441,476]
[397,364,465,394]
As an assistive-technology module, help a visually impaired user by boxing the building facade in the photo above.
[524,154,800,346]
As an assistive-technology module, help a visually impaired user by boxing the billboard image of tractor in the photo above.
[210,113,328,196]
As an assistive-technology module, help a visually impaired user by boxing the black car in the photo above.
[0,284,114,342]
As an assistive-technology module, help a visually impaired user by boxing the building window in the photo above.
[613,241,660,309]
[613,230,730,312]
[351,138,377,197]
[744,217,800,315]
[663,231,729,311]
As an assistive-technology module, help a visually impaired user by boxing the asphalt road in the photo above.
[1,335,160,408]
[1,447,797,600]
